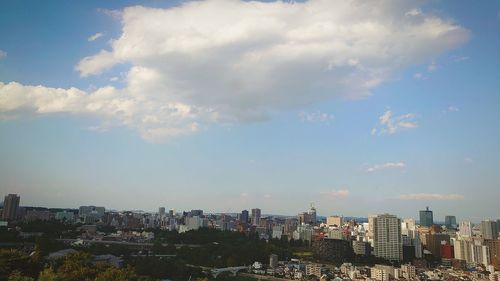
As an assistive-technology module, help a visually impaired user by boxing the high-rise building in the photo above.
[373,214,402,261]
[426,233,450,258]
[419,207,433,227]
[459,221,473,237]
[445,216,457,229]
[2,194,20,221]
[251,208,261,226]
[240,210,249,224]
[327,216,343,227]
[308,204,317,225]
[483,239,500,268]
[159,207,166,216]
[481,220,499,240]
[298,212,312,225]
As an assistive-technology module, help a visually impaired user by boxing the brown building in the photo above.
[484,239,500,268]
[426,233,450,258]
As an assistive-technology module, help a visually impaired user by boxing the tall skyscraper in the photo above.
[419,207,433,227]
[159,207,166,216]
[308,203,317,225]
[251,208,261,226]
[240,210,249,224]
[481,220,499,240]
[444,215,457,229]
[2,194,20,221]
[373,214,403,261]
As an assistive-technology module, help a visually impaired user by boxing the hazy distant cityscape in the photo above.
[1,193,499,280]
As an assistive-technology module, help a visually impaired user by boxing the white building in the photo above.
[373,214,402,261]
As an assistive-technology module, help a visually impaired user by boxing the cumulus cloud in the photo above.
[299,110,334,123]
[0,0,469,141]
[76,50,119,77]
[0,82,207,142]
[0,50,6,59]
[88,32,104,42]
[448,105,459,112]
[399,193,464,200]
[366,162,406,172]
[321,189,350,199]
[371,110,418,136]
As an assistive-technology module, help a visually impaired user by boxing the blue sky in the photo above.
[0,0,499,221]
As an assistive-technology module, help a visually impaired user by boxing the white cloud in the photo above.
[321,189,350,199]
[0,50,6,59]
[88,32,104,42]
[0,82,207,142]
[427,62,437,72]
[299,110,334,124]
[1,0,469,141]
[464,157,474,164]
[76,50,119,77]
[371,110,418,136]
[399,193,464,201]
[405,8,422,17]
[366,162,406,172]
[413,73,424,80]
[110,76,119,82]
[448,105,459,112]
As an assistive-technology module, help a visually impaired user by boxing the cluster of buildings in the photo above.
[2,193,500,280]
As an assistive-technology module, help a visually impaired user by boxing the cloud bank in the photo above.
[0,0,469,141]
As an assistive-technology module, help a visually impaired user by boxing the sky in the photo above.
[0,0,499,222]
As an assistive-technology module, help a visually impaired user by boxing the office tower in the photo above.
[251,208,261,226]
[159,207,166,216]
[445,216,457,229]
[481,220,499,240]
[190,209,203,217]
[373,214,403,261]
[308,204,317,224]
[419,206,433,227]
[459,221,473,237]
[240,210,249,224]
[426,233,450,258]
[327,215,343,227]
[2,194,20,221]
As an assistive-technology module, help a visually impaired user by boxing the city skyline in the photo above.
[1,0,499,220]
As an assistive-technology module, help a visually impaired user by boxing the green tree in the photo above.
[38,268,60,281]
[7,270,34,281]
